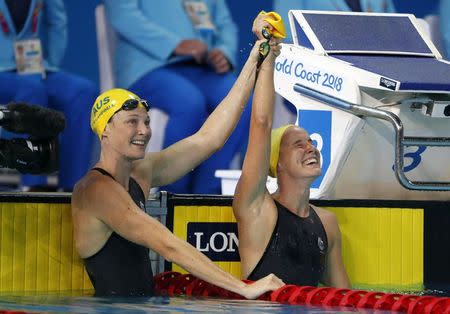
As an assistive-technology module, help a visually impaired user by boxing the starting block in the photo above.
[273,11,450,200]
[216,11,450,200]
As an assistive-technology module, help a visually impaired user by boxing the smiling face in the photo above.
[103,107,152,161]
[277,126,321,180]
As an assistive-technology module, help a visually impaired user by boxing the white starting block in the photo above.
[217,11,450,200]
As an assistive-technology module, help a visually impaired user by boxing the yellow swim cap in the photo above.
[259,11,286,39]
[90,88,147,139]
[269,124,295,178]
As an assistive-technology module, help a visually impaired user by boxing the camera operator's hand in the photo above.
[0,138,59,174]
[252,14,273,40]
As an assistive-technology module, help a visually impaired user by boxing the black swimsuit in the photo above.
[83,168,154,296]
[248,200,328,286]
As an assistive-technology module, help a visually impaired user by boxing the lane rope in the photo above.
[154,271,450,313]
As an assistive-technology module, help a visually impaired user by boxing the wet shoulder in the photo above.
[72,171,115,208]
[310,205,338,227]
[311,205,341,241]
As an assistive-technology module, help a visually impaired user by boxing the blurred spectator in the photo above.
[104,0,252,194]
[393,0,438,18]
[0,0,97,191]
[439,0,450,59]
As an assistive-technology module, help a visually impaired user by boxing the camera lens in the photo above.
[445,105,450,117]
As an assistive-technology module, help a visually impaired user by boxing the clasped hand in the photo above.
[174,39,230,73]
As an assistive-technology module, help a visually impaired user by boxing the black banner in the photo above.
[187,222,240,261]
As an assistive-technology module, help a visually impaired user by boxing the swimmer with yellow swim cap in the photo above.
[71,12,285,298]
[233,12,351,289]
[90,88,149,140]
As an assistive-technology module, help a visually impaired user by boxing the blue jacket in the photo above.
[0,0,67,72]
[104,0,238,88]
[274,0,396,41]
[440,0,450,59]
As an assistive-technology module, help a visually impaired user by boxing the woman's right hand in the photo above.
[248,38,282,66]
[252,13,273,40]
[249,12,283,66]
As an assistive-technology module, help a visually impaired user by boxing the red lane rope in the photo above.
[154,272,450,313]
[287,286,315,304]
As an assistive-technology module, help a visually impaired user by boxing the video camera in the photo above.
[0,102,65,174]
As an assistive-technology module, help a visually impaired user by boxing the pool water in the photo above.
[0,295,391,314]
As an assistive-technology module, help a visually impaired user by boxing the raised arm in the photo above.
[233,21,282,220]
[73,177,283,298]
[134,37,262,187]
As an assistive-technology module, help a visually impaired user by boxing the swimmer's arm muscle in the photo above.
[321,213,351,289]
[233,50,277,219]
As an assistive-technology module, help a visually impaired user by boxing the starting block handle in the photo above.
[402,136,450,147]
[293,83,450,191]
